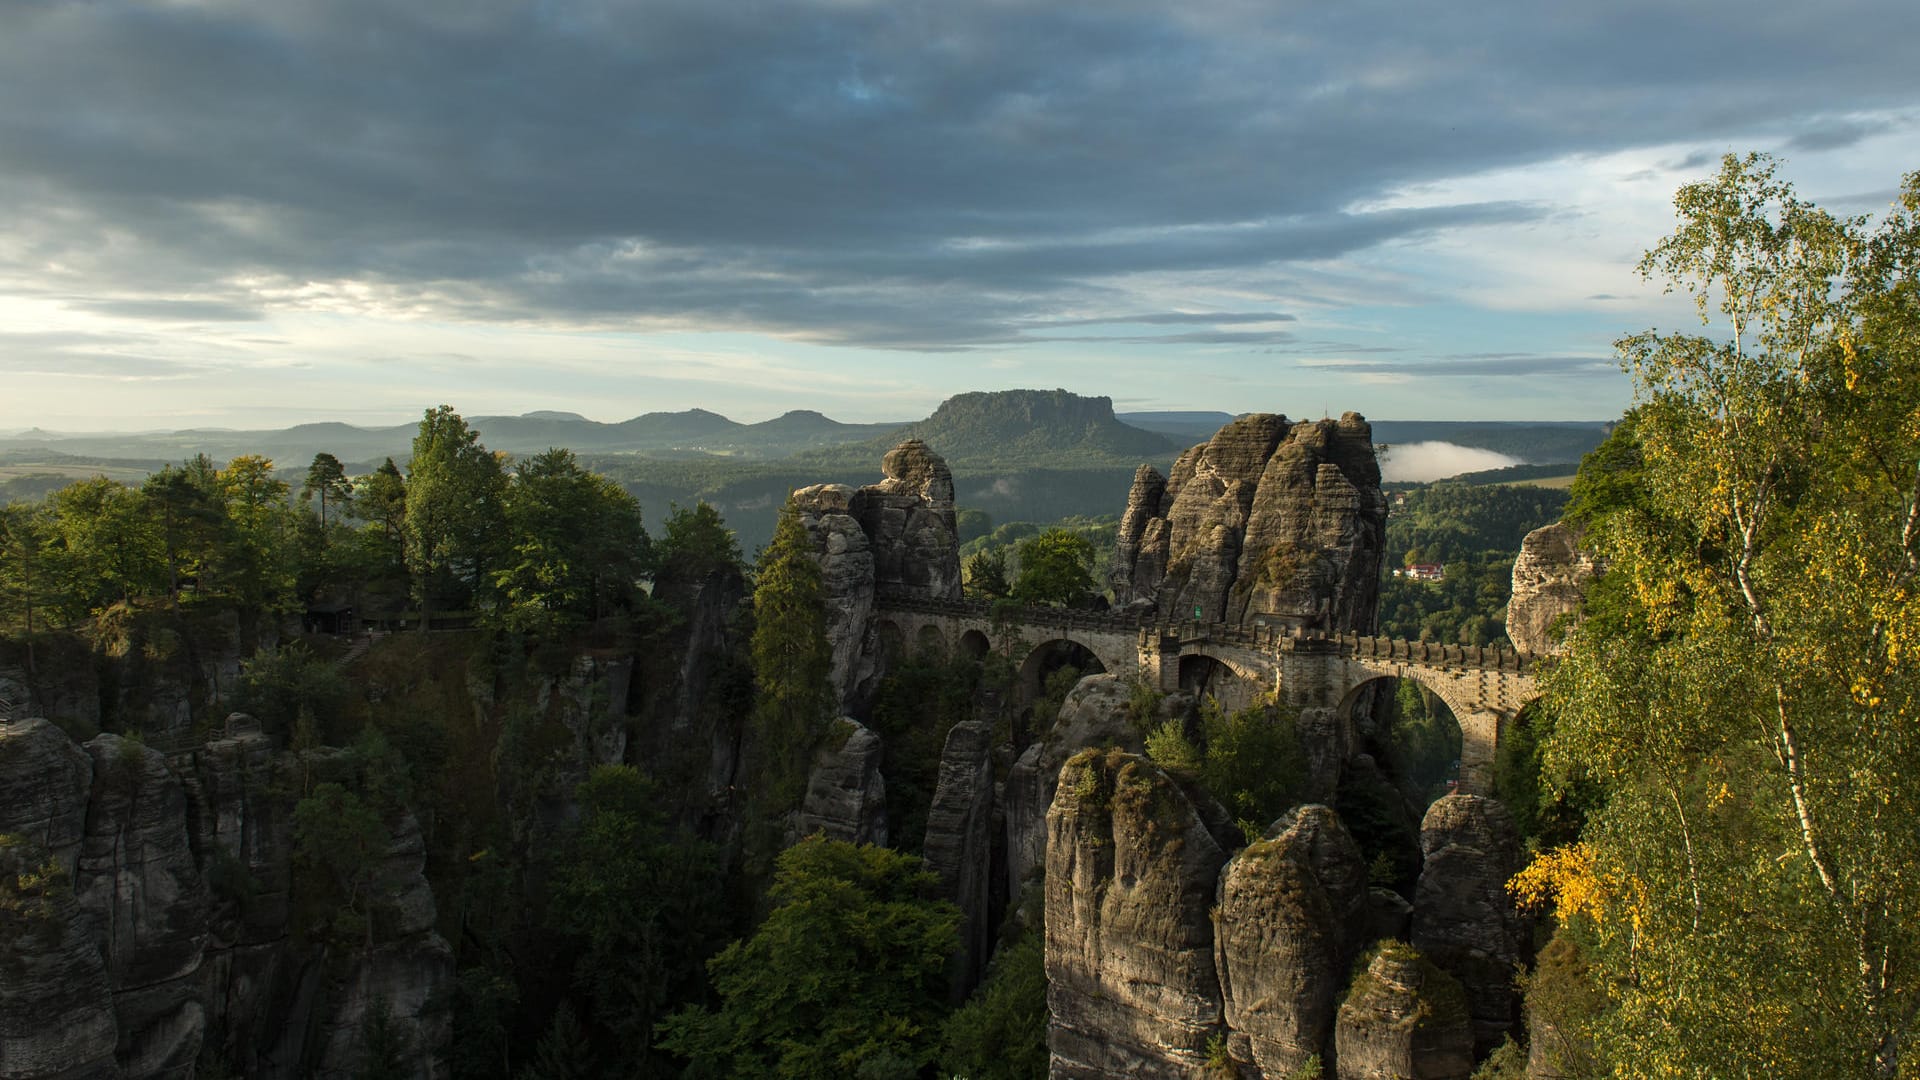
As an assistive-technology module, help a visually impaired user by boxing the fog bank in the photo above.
[1380,441,1523,483]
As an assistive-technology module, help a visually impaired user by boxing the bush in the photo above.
[939,932,1048,1080]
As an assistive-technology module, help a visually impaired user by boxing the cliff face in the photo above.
[852,438,963,603]
[1214,806,1369,1076]
[1045,748,1233,1078]
[1113,413,1386,631]
[1504,523,1599,655]
[0,715,451,1080]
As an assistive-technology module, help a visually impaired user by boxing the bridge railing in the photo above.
[871,592,1536,674]
[872,591,1148,633]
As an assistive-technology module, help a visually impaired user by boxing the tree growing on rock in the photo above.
[1009,528,1097,607]
[404,406,506,625]
[750,501,836,804]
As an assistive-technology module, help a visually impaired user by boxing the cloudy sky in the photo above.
[2,0,1916,431]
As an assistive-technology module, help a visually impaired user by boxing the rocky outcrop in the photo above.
[0,715,452,1080]
[1045,748,1233,1078]
[0,720,120,1080]
[1004,675,1167,901]
[852,439,962,603]
[797,719,888,847]
[791,483,880,709]
[1334,944,1475,1080]
[1111,464,1169,610]
[1214,805,1369,1076]
[922,718,996,1000]
[311,810,452,1080]
[193,724,295,1074]
[1112,414,1386,631]
[0,717,95,873]
[1411,795,1529,1057]
[1504,523,1599,655]
[789,440,962,710]
[78,733,212,1077]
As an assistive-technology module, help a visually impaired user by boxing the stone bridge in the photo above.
[872,594,1540,792]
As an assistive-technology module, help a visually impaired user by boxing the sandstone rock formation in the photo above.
[0,714,452,1080]
[1112,414,1386,631]
[921,718,997,1000]
[1504,523,1600,655]
[798,719,888,846]
[1411,795,1529,1057]
[311,809,453,1080]
[788,440,963,712]
[1004,674,1162,902]
[193,723,296,1073]
[78,733,212,1077]
[1045,748,1233,1078]
[1111,464,1169,611]
[853,439,962,602]
[0,720,120,1079]
[1213,805,1369,1076]
[790,482,879,707]
[1334,944,1475,1080]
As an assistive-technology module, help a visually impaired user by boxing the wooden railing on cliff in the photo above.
[871,590,1535,674]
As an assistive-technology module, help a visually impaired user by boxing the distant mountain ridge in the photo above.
[810,388,1181,469]
[0,395,1614,476]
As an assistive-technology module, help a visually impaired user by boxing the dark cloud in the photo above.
[1034,311,1297,327]
[0,0,1915,348]
[1032,329,1299,346]
[65,298,264,322]
[1786,116,1894,152]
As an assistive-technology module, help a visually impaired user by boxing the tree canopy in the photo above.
[1008,528,1097,607]
[656,837,961,1079]
[1528,154,1920,1077]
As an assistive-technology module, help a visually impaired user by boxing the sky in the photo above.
[1,0,1917,432]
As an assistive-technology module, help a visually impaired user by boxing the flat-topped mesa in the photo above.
[1112,412,1387,633]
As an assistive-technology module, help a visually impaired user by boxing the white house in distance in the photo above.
[1394,563,1446,582]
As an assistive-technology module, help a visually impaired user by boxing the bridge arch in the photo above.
[915,623,948,659]
[957,629,990,660]
[874,619,906,664]
[1329,664,1517,794]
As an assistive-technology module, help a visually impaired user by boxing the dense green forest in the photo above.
[0,406,1061,1079]
[1376,483,1570,645]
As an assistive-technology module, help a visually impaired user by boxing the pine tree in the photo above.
[750,500,836,804]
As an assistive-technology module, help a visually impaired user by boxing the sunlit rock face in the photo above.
[1334,945,1476,1080]
[1504,522,1600,655]
[1113,413,1386,632]
[1214,805,1369,1076]
[797,718,889,847]
[1044,748,1233,1079]
[852,439,963,603]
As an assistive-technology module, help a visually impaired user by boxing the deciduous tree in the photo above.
[656,837,961,1079]
[1534,155,1920,1077]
